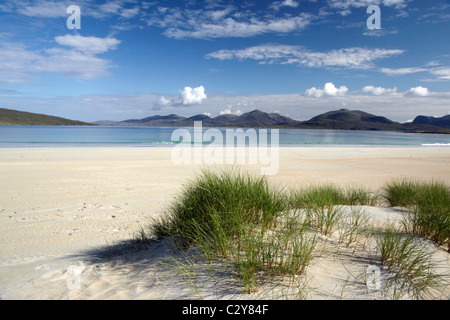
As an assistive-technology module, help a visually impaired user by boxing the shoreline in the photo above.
[1,146,449,299]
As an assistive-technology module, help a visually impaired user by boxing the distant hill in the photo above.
[297,109,405,131]
[119,114,186,126]
[115,108,450,133]
[412,115,450,129]
[0,108,94,126]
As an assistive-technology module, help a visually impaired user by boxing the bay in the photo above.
[0,125,449,147]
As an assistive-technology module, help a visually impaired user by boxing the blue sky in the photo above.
[0,0,449,122]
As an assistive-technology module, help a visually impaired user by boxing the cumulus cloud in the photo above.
[178,86,207,105]
[207,45,403,70]
[305,82,349,98]
[152,86,208,109]
[362,85,397,95]
[405,86,430,97]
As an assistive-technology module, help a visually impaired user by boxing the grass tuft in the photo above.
[384,179,450,252]
[376,227,448,299]
[150,167,316,295]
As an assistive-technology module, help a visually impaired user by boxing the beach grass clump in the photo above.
[306,205,343,236]
[384,179,450,252]
[289,184,377,237]
[151,167,318,295]
[291,184,378,209]
[376,227,448,299]
[151,167,286,250]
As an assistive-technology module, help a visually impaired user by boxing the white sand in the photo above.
[0,146,449,299]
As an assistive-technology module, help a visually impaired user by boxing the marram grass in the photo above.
[150,167,315,295]
[384,179,450,252]
[376,227,448,300]
[140,168,448,299]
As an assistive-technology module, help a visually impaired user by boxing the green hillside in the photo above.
[0,108,94,126]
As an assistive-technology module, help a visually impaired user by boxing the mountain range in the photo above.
[106,109,450,133]
[1,107,449,133]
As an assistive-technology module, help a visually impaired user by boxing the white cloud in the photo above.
[17,0,70,17]
[0,35,120,83]
[379,65,450,81]
[380,67,427,76]
[382,0,408,8]
[271,0,299,11]
[339,10,352,16]
[120,7,140,19]
[145,4,314,39]
[178,86,207,105]
[207,45,403,70]
[54,35,121,54]
[10,0,142,20]
[33,48,114,79]
[0,42,41,83]
[327,0,408,9]
[363,28,399,37]
[362,85,397,95]
[305,82,349,98]
[282,0,299,8]
[405,86,430,97]
[152,86,208,109]
[99,1,122,14]
[220,109,242,116]
[429,67,450,81]
[153,96,171,110]
[164,15,313,39]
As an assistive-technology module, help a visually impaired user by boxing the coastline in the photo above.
[1,146,449,299]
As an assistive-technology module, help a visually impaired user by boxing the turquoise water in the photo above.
[0,125,449,147]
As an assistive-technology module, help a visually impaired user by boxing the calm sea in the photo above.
[0,125,449,147]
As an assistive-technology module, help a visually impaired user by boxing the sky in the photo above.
[0,0,449,122]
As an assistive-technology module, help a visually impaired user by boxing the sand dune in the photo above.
[1,147,449,300]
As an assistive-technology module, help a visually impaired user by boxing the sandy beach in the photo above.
[1,146,449,300]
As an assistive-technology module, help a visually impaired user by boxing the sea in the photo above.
[0,125,449,147]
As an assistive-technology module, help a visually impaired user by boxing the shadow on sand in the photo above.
[65,236,246,299]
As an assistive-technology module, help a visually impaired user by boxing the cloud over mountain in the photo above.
[305,83,349,98]
[178,86,207,105]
